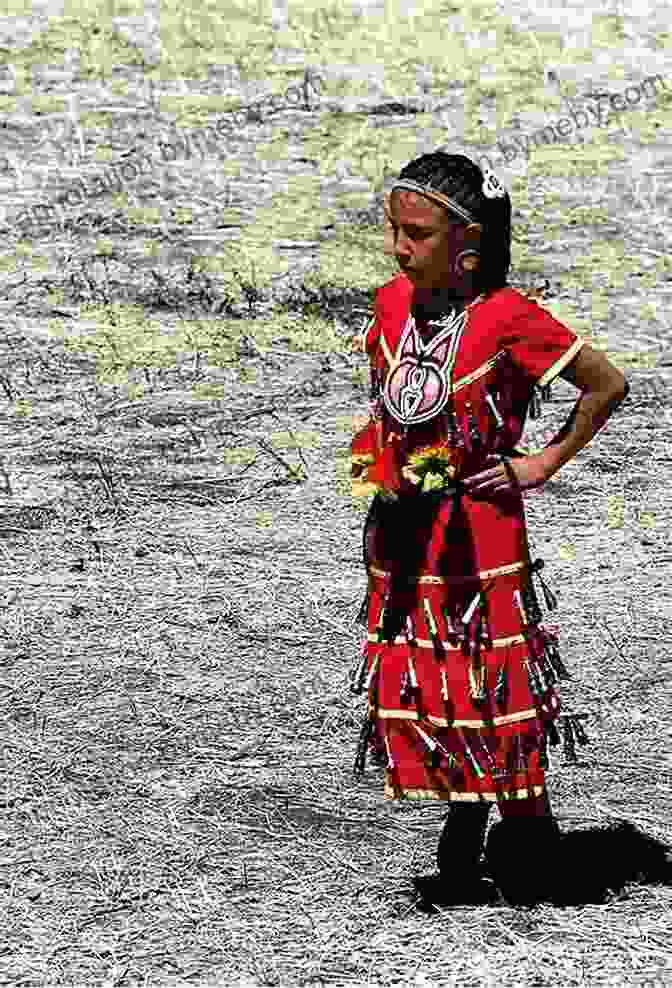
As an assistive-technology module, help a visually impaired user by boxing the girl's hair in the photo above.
[396,152,512,293]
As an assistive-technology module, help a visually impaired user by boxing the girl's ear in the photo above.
[464,222,483,244]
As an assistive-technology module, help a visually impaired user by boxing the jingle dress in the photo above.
[351,274,587,803]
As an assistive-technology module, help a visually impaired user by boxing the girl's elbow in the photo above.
[615,376,629,401]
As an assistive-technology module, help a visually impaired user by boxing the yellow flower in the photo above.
[401,465,422,485]
[422,471,445,493]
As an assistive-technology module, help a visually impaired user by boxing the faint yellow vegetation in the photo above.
[638,511,656,529]
[125,383,146,400]
[606,493,626,528]
[585,298,612,323]
[256,510,274,528]
[610,351,659,370]
[47,289,66,306]
[93,146,116,162]
[558,543,577,561]
[270,430,320,450]
[46,302,349,386]
[14,400,33,417]
[192,383,230,400]
[172,207,193,225]
[221,446,257,466]
[30,96,67,114]
[94,238,115,256]
[528,144,627,178]
[79,110,114,129]
[13,16,145,85]
[126,206,162,225]
[158,95,243,125]
[0,248,50,272]
[351,366,369,389]
[334,415,359,434]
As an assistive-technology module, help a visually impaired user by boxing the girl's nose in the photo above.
[395,230,411,259]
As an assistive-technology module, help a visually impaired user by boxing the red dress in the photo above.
[352,275,586,803]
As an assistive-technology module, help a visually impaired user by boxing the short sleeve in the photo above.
[500,295,585,387]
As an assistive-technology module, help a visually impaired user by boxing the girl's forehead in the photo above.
[389,189,447,223]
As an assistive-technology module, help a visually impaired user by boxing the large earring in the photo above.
[455,249,481,274]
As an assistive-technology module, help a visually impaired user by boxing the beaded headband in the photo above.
[392,167,507,223]
[391,179,477,224]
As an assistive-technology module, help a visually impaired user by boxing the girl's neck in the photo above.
[412,286,479,322]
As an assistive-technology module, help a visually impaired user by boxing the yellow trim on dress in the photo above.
[452,351,507,393]
[367,632,527,650]
[376,706,539,728]
[368,560,526,585]
[383,781,545,801]
[537,336,586,388]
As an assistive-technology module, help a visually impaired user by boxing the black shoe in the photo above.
[413,870,499,912]
[485,816,562,907]
[437,801,491,881]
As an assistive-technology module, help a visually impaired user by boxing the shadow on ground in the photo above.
[411,822,672,912]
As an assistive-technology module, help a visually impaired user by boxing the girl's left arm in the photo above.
[538,343,629,479]
[463,344,629,495]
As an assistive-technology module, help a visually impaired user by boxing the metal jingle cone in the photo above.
[350,645,369,695]
[537,651,557,688]
[570,714,590,745]
[537,572,558,611]
[356,589,369,626]
[480,611,492,647]
[521,581,543,625]
[484,388,504,429]
[405,612,418,646]
[469,663,487,705]
[376,600,387,644]
[461,731,485,780]
[443,606,459,644]
[526,660,544,700]
[478,735,497,774]
[547,642,571,680]
[353,714,375,776]
[561,717,577,763]
[465,401,482,450]
[494,665,507,706]
[545,719,561,747]
[512,734,527,773]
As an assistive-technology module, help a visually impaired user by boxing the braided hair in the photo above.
[396,152,512,294]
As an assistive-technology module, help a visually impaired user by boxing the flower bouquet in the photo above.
[351,420,404,499]
[401,443,465,494]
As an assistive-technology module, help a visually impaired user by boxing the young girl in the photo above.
[351,152,629,906]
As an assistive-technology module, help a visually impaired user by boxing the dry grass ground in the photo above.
[0,1,671,985]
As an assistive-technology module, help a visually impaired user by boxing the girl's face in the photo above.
[388,189,479,298]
